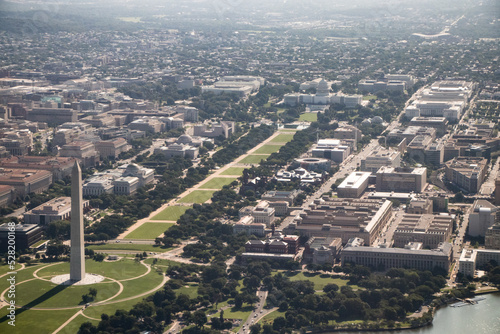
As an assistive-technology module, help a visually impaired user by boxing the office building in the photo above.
[360,148,401,173]
[444,157,487,193]
[342,242,453,271]
[468,200,498,237]
[407,198,433,214]
[59,141,100,168]
[261,190,300,206]
[0,168,52,197]
[409,117,448,136]
[333,125,362,144]
[495,177,500,206]
[233,216,266,237]
[407,135,434,164]
[193,121,234,139]
[0,185,14,207]
[304,237,342,265]
[404,81,475,121]
[154,144,199,159]
[286,197,392,245]
[311,139,351,163]
[387,126,436,144]
[485,224,500,250]
[0,156,76,181]
[95,138,131,159]
[0,223,43,252]
[393,214,454,249]
[376,166,427,193]
[459,248,500,277]
[337,172,371,198]
[23,196,89,225]
[27,108,77,125]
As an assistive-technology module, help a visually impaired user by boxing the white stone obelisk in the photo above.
[70,161,85,282]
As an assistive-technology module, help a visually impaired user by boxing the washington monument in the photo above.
[70,161,85,281]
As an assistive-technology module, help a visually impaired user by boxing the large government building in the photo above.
[285,197,392,245]
[342,242,453,271]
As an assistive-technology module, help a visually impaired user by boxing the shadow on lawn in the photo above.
[0,284,70,323]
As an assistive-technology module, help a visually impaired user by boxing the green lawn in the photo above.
[36,259,148,281]
[124,222,174,239]
[0,307,78,334]
[260,310,286,325]
[211,305,254,320]
[176,283,200,298]
[198,177,237,189]
[15,279,121,308]
[299,113,318,122]
[151,205,190,221]
[270,133,295,143]
[253,145,283,154]
[280,271,358,290]
[60,315,99,334]
[0,262,24,276]
[178,190,216,204]
[363,95,377,100]
[220,167,246,176]
[0,263,44,294]
[103,269,164,300]
[87,243,171,253]
[82,295,146,319]
[238,154,269,164]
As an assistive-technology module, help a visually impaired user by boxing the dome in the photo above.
[361,119,372,125]
[316,79,330,96]
[125,163,140,174]
[372,116,383,124]
[177,134,193,143]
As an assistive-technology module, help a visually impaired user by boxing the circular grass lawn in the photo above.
[35,259,148,281]
[15,279,121,308]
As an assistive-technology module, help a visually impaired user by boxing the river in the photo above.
[333,293,500,334]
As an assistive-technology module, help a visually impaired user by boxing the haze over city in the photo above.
[0,0,499,333]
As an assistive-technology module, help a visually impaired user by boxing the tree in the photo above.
[193,310,207,328]
[46,243,70,258]
[93,253,105,262]
[250,323,261,334]
[88,288,97,299]
[273,316,286,330]
[78,322,97,334]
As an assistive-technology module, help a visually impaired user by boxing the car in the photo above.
[115,240,120,243]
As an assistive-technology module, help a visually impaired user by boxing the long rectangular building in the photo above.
[342,242,453,271]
